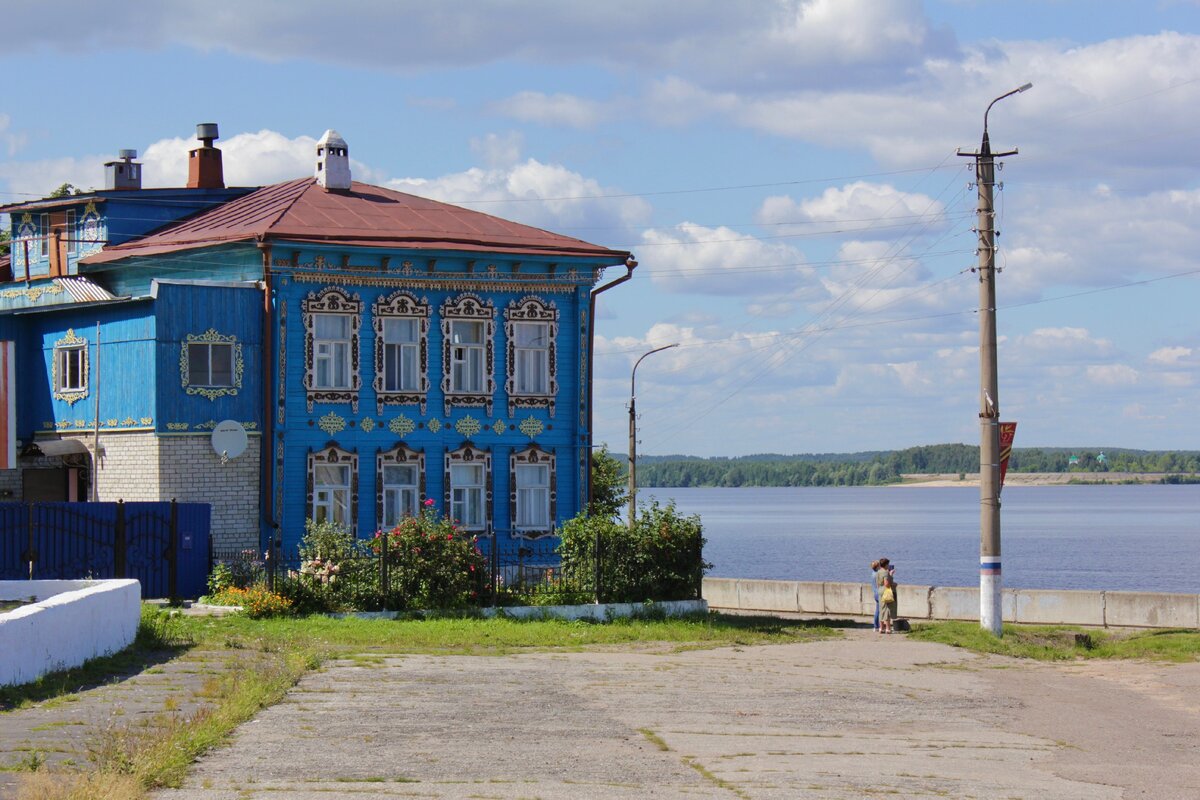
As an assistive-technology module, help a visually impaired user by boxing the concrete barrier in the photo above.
[702,577,1200,629]
[1013,589,1104,627]
[1106,592,1200,629]
[823,582,864,616]
[737,579,799,613]
[0,579,142,687]
[703,578,740,610]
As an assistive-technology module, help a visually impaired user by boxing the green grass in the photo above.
[0,605,193,712]
[909,621,1200,662]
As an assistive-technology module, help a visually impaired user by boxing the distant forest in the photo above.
[630,445,1200,488]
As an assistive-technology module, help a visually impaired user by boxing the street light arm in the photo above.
[631,342,680,400]
[983,82,1033,137]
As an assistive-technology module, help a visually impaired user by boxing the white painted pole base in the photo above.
[980,558,1002,635]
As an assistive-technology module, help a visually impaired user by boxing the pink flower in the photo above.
[424,498,435,507]
[446,533,453,541]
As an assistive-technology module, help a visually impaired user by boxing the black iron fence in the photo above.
[211,527,703,612]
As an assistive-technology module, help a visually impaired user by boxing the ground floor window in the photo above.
[308,445,357,528]
[450,463,485,530]
[382,464,419,527]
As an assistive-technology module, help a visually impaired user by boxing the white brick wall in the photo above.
[59,432,261,551]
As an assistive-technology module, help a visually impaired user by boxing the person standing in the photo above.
[874,558,890,634]
[880,572,898,633]
[870,560,881,631]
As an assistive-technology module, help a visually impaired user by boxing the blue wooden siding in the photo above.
[96,244,263,299]
[270,247,605,553]
[153,281,263,432]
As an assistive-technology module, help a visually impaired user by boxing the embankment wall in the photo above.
[703,577,1200,629]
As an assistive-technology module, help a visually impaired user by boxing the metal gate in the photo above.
[0,500,211,599]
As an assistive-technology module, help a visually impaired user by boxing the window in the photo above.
[40,214,49,257]
[51,329,89,405]
[382,318,419,391]
[510,446,555,537]
[440,294,495,416]
[313,463,351,526]
[308,445,357,528]
[373,291,430,414]
[445,444,491,531]
[56,346,86,392]
[186,343,234,387]
[382,464,419,527]
[514,464,550,530]
[504,297,559,417]
[65,211,77,255]
[303,287,363,412]
[512,322,549,394]
[450,464,486,529]
[314,314,352,389]
[449,320,485,393]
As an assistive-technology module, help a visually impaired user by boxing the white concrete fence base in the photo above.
[1,580,143,687]
[703,577,1200,629]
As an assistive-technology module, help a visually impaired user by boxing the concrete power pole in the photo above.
[959,83,1031,637]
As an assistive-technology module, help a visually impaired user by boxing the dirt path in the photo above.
[147,630,1200,800]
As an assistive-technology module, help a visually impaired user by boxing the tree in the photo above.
[49,183,83,198]
[588,446,627,519]
[0,229,9,258]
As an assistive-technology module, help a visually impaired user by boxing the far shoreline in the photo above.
[894,471,1180,487]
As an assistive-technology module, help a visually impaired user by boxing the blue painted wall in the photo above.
[269,245,607,553]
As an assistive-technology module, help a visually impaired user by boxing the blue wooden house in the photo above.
[0,126,633,557]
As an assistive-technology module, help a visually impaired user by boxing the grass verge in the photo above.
[909,620,1200,662]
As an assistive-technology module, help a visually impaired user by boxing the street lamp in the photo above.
[959,82,1031,636]
[628,343,678,527]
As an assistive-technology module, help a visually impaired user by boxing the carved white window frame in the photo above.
[372,290,430,414]
[303,287,362,412]
[377,442,425,530]
[504,296,558,418]
[510,445,556,539]
[441,294,495,416]
[180,329,243,401]
[445,443,492,532]
[51,329,89,406]
[308,444,358,529]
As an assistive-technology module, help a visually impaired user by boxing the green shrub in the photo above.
[558,501,710,603]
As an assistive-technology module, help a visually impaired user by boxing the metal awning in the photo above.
[26,439,91,457]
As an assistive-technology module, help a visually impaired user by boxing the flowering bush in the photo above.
[208,585,293,618]
[371,503,487,610]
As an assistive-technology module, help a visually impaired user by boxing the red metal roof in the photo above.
[82,179,630,265]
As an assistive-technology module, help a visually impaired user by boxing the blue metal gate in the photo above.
[0,501,211,599]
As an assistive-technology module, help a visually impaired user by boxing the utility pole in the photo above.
[959,83,1031,637]
[628,343,678,528]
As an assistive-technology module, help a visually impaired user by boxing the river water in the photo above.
[642,484,1200,593]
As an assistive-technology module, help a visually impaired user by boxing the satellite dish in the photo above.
[211,420,248,464]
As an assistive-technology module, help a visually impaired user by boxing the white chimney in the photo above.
[315,129,351,191]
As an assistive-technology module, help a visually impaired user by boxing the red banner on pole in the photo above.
[999,422,1017,490]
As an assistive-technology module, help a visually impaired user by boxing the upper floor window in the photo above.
[441,294,495,416]
[51,329,89,406]
[314,314,353,389]
[373,291,430,414]
[181,329,244,401]
[303,287,362,412]
[449,320,485,393]
[504,297,559,417]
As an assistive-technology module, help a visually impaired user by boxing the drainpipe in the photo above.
[258,240,275,562]
[586,255,637,510]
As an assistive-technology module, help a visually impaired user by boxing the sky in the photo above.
[2,0,1199,456]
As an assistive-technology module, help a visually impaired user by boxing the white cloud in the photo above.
[392,156,650,241]
[757,182,948,239]
[1148,346,1193,365]
[1085,363,1139,386]
[142,130,322,188]
[491,92,609,129]
[640,222,813,296]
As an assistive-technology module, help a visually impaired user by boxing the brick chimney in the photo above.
[187,123,224,189]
